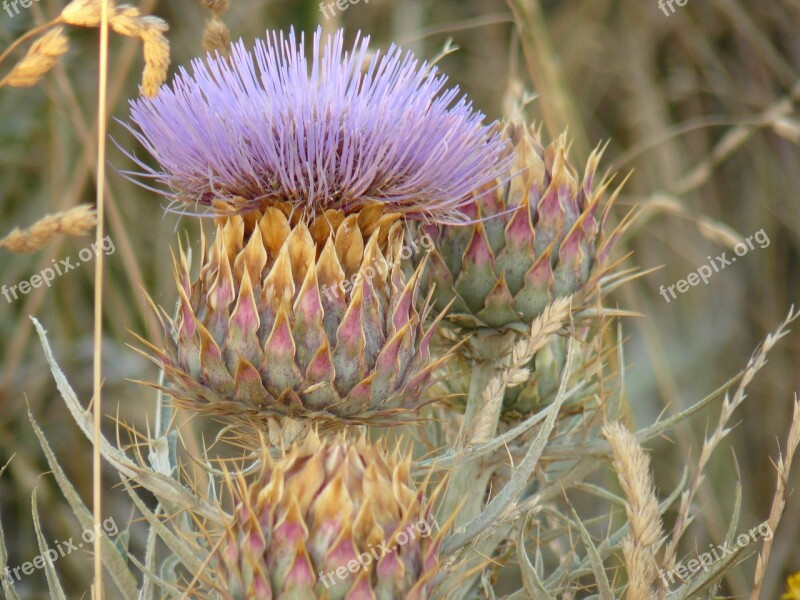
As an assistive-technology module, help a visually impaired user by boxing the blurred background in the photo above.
[0,0,798,596]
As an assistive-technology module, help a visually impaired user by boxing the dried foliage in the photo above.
[59,0,170,97]
[201,0,232,55]
[604,421,663,599]
[0,204,96,253]
[0,27,68,88]
[1,1,799,599]
[0,0,169,96]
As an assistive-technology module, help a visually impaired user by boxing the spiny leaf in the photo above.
[28,411,139,599]
[121,480,206,574]
[31,317,223,523]
[0,472,21,600]
[517,517,555,600]
[32,486,68,600]
[567,503,613,600]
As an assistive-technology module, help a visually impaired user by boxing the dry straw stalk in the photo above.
[750,394,800,599]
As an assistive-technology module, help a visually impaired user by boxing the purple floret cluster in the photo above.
[124,27,511,223]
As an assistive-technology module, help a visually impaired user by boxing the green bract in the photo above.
[420,123,623,331]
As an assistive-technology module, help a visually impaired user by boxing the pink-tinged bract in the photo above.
[123,27,511,224]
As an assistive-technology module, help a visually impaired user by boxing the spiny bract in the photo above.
[420,123,626,330]
[142,204,448,427]
[213,433,443,599]
[124,27,510,224]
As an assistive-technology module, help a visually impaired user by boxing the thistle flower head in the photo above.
[124,27,510,224]
[213,432,444,598]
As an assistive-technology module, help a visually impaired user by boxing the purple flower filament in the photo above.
[124,27,511,224]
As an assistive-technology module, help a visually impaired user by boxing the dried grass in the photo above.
[202,17,231,55]
[60,0,170,97]
[0,0,169,96]
[663,308,800,572]
[750,394,800,599]
[603,421,663,600]
[0,27,68,88]
[0,1,799,597]
[200,0,231,55]
[0,204,97,253]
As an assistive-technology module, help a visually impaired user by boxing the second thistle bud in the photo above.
[420,123,623,331]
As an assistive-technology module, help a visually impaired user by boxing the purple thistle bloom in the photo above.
[123,27,511,223]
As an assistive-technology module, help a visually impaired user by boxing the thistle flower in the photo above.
[213,432,444,599]
[420,122,628,330]
[123,27,510,224]
[141,204,448,427]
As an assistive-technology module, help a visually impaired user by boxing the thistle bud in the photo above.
[420,123,624,330]
[142,204,448,428]
[213,433,444,599]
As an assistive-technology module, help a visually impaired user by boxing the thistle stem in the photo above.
[442,358,504,529]
[464,359,498,423]
[437,357,506,595]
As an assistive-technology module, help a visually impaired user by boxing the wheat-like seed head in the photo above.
[200,0,231,55]
[109,7,148,36]
[0,205,97,253]
[603,421,663,600]
[2,27,69,88]
[202,0,231,16]
[60,0,104,27]
[139,20,170,97]
[59,0,170,97]
[203,17,231,55]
